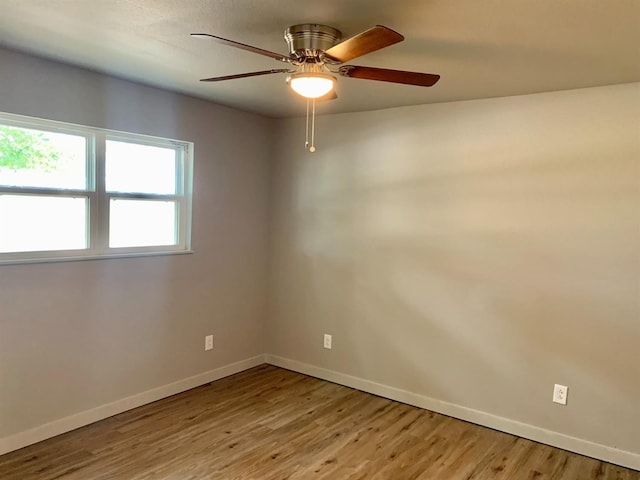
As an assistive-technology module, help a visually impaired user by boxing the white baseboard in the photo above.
[0,354,266,456]
[3,353,637,471]
[265,354,640,471]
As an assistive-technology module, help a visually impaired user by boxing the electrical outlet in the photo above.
[205,334,214,351]
[323,334,332,349]
[553,384,568,405]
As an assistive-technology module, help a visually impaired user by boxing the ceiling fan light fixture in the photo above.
[287,72,336,99]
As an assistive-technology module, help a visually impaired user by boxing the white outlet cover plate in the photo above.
[205,335,214,351]
[553,384,568,405]
[323,334,332,349]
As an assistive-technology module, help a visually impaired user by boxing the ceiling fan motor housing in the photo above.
[284,24,342,61]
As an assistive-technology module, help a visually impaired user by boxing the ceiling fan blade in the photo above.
[323,25,404,63]
[200,69,291,82]
[191,33,291,63]
[338,66,440,87]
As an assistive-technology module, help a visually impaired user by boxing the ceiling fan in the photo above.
[191,24,440,150]
[192,24,440,98]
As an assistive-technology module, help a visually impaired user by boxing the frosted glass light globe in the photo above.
[288,73,336,99]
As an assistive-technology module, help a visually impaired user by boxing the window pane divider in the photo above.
[108,192,182,201]
[0,186,90,197]
[93,132,108,251]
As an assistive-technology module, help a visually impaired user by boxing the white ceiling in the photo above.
[0,0,639,118]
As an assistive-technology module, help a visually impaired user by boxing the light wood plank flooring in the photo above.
[0,364,637,479]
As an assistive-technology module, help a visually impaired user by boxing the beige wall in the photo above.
[1,45,638,464]
[269,84,640,454]
[0,48,271,438]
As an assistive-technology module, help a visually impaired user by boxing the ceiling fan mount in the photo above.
[284,24,342,63]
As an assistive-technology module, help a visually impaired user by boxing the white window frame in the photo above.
[0,112,193,265]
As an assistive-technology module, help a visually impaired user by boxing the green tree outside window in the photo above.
[0,125,61,171]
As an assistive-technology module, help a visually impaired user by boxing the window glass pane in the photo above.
[0,125,87,190]
[106,140,177,194]
[0,195,87,253]
[109,199,176,248]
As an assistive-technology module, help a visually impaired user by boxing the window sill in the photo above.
[0,249,194,266]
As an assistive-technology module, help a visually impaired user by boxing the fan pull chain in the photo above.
[310,99,316,152]
[304,98,317,153]
[305,98,309,149]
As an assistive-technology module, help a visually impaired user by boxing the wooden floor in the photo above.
[0,365,637,480]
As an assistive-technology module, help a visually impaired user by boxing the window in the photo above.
[0,112,192,264]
